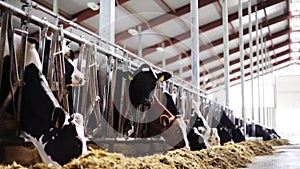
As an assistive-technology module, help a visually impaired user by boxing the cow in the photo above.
[187,101,220,150]
[212,110,245,145]
[20,63,88,166]
[112,64,172,134]
[1,32,88,166]
[112,64,189,149]
[247,123,281,141]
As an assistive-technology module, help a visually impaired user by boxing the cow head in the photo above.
[188,101,221,149]
[42,108,87,165]
[126,64,171,109]
[217,126,232,145]
[207,128,221,146]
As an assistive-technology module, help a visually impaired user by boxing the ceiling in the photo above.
[4,0,300,93]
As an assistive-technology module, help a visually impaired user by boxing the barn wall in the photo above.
[208,74,275,125]
[275,75,300,143]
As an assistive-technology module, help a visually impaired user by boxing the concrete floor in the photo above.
[241,144,300,169]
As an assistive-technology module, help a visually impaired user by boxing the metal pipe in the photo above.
[255,6,261,124]
[191,0,200,91]
[1,1,207,100]
[238,0,246,135]
[222,0,230,107]
[138,25,142,57]
[248,0,255,123]
[99,0,115,49]
[53,0,58,25]
[260,31,265,125]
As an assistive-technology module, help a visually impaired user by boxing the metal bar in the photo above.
[191,0,200,92]
[260,28,265,125]
[38,23,48,66]
[99,0,115,49]
[0,1,220,113]
[222,0,230,107]
[0,10,9,92]
[16,0,208,97]
[238,0,246,136]
[248,0,255,124]
[138,25,142,57]
[255,6,261,124]
[16,28,28,122]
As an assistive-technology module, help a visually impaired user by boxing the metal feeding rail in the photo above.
[0,1,237,135]
[2,0,207,99]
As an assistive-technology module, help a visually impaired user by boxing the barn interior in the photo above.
[0,0,300,168]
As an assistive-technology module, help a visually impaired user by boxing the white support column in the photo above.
[53,0,58,25]
[138,25,142,57]
[99,0,115,49]
[191,0,200,90]
[238,0,246,135]
[161,43,166,70]
[222,0,230,107]
[260,28,265,125]
[248,0,255,124]
[179,54,183,76]
[255,7,261,124]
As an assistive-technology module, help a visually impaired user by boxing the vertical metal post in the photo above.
[99,0,115,47]
[53,0,58,25]
[248,0,255,124]
[191,0,200,91]
[222,0,230,107]
[273,77,277,128]
[260,29,265,125]
[238,0,246,135]
[138,25,142,57]
[161,43,166,70]
[255,7,261,124]
[179,54,183,76]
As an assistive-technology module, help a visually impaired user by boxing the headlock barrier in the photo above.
[0,0,243,146]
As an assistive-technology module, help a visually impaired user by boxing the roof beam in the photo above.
[205,57,290,91]
[196,50,290,89]
[116,0,219,42]
[184,45,290,83]
[158,12,289,68]
[142,0,286,56]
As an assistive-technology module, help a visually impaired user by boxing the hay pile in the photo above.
[265,139,290,146]
[238,140,273,156]
[0,139,289,169]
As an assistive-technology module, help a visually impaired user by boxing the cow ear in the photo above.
[52,107,66,129]
[160,115,170,127]
[156,72,172,82]
[123,71,134,81]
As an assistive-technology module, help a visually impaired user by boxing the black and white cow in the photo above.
[113,64,190,149]
[1,33,87,166]
[187,101,220,151]
[247,123,280,141]
[212,110,245,145]
[20,63,87,166]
